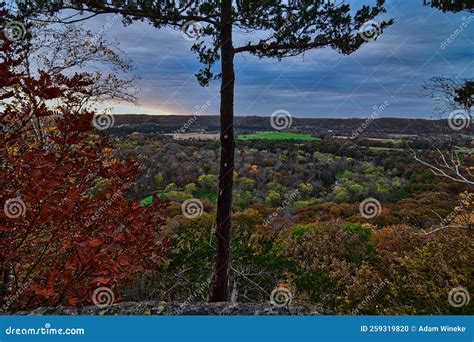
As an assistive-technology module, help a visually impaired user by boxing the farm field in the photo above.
[238,132,320,141]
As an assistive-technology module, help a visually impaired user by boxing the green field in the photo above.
[140,189,216,206]
[139,191,170,206]
[140,195,155,206]
[238,132,320,141]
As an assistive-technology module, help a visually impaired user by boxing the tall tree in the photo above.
[423,0,473,13]
[23,0,393,301]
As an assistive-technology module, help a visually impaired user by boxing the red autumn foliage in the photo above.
[0,11,168,310]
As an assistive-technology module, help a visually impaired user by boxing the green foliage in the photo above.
[237,177,256,191]
[164,183,178,192]
[334,188,350,203]
[142,207,472,314]
[85,177,111,199]
[167,191,192,202]
[423,0,473,13]
[278,222,372,307]
[154,210,283,302]
[153,172,165,187]
[333,165,401,202]
[265,191,282,207]
[298,183,314,196]
[233,190,254,209]
[140,195,153,206]
[346,225,473,314]
[198,174,218,192]
[184,183,197,194]
[455,80,473,108]
[344,222,374,255]
[290,224,314,242]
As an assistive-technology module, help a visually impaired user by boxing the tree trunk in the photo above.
[211,0,234,302]
[1,260,13,308]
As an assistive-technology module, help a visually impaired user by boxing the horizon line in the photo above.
[112,113,444,121]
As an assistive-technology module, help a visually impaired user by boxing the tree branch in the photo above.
[234,39,336,55]
[38,4,220,27]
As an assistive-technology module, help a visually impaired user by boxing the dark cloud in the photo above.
[86,1,473,118]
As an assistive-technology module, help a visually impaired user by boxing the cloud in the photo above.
[80,2,473,118]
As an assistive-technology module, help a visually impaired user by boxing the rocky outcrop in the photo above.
[8,301,332,315]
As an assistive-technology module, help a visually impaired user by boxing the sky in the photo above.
[78,0,473,119]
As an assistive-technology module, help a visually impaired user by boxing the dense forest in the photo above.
[109,130,473,314]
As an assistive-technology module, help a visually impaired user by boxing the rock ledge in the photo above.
[8,301,332,316]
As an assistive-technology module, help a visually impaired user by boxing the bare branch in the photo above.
[411,147,474,186]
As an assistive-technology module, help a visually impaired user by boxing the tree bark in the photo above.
[1,260,12,307]
[211,0,234,302]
